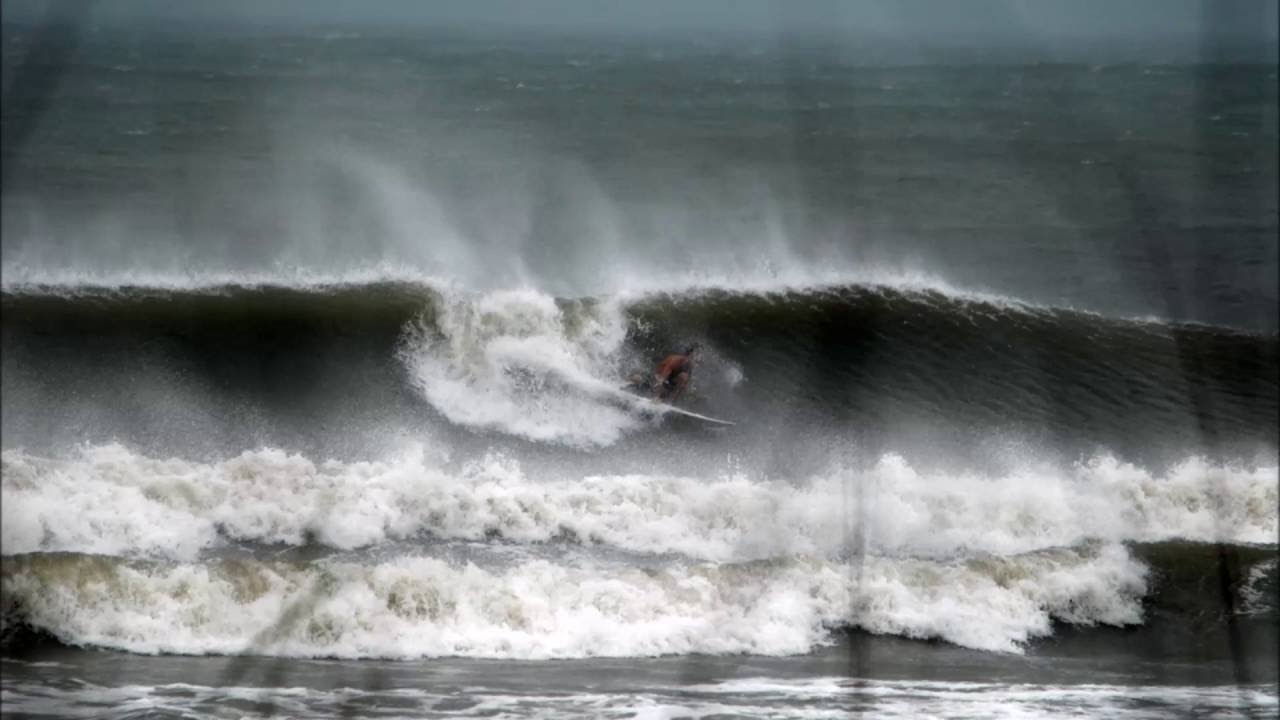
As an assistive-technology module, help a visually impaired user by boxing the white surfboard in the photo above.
[659,404,736,426]
[610,384,735,426]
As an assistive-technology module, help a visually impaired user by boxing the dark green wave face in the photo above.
[2,282,1275,468]
[626,287,1277,462]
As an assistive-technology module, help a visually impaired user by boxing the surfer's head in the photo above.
[685,343,702,357]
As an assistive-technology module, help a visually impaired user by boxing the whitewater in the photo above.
[4,263,1277,659]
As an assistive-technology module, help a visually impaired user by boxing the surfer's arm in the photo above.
[668,370,690,401]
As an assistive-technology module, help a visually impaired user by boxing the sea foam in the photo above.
[1,542,1146,657]
[397,288,642,447]
[3,444,1274,563]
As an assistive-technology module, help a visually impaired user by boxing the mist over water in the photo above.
[3,29,1276,325]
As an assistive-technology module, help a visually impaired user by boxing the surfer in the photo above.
[651,344,700,403]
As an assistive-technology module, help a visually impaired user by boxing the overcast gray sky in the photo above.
[3,0,1277,59]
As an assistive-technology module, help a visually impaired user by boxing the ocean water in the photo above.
[2,19,1277,720]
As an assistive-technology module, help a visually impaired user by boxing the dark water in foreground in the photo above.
[2,541,1276,717]
[4,619,1278,720]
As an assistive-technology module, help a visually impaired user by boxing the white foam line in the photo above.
[0,262,1082,317]
[3,444,1275,562]
[3,265,1222,332]
[3,677,1271,720]
[0,264,455,296]
[3,542,1148,657]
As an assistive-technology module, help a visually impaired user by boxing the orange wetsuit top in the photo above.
[654,354,692,385]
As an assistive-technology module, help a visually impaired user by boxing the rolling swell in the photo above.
[0,282,427,343]
[0,283,435,458]
[628,287,1278,460]
[2,281,1274,460]
[2,282,1276,662]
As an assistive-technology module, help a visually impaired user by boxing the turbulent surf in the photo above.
[1,17,1276,719]
[2,278,1276,663]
